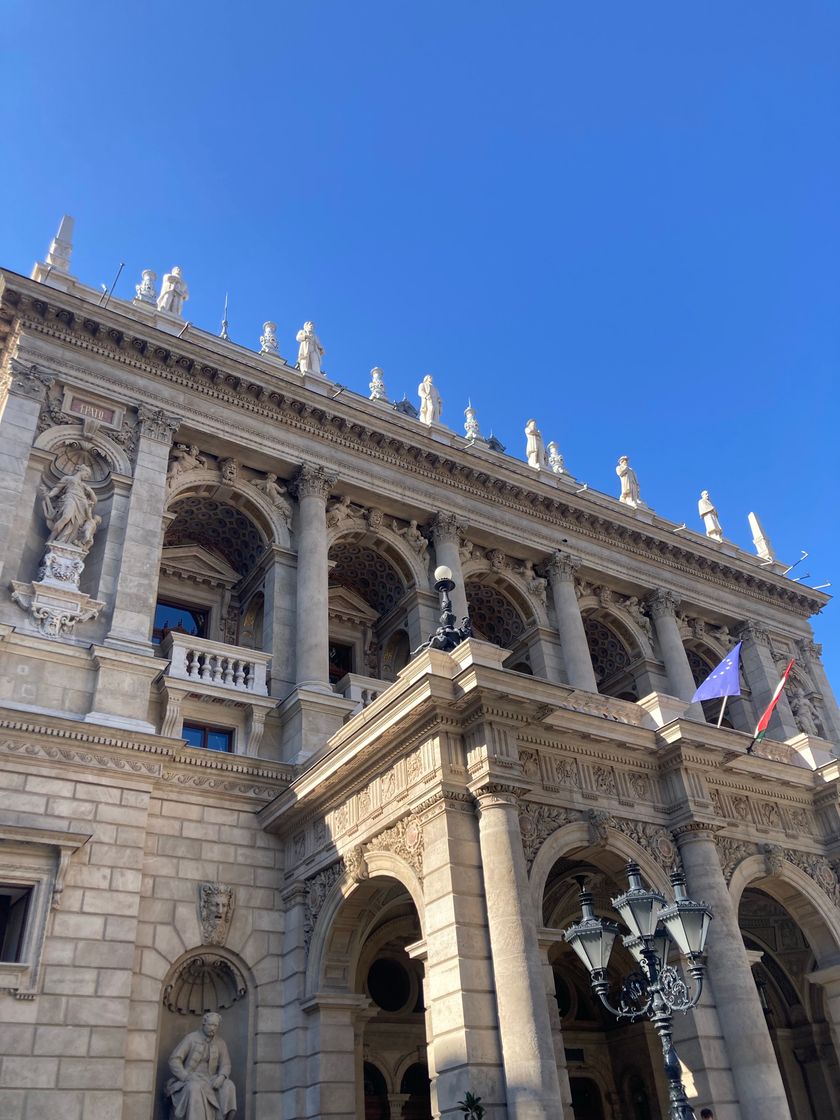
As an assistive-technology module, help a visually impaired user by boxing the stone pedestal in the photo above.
[675,825,791,1120]
[11,541,104,637]
[546,551,597,692]
[278,688,355,764]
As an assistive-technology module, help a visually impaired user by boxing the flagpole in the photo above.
[717,695,728,728]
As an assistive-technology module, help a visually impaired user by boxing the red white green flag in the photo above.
[747,659,794,753]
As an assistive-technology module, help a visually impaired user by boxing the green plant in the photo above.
[457,1091,485,1119]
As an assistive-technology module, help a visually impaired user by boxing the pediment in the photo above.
[328,583,380,625]
[160,544,240,588]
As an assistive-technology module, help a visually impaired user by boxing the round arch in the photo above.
[463,574,534,647]
[328,522,428,591]
[166,473,289,549]
[33,422,133,477]
[576,597,655,661]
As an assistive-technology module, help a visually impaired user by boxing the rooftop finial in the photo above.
[46,215,75,274]
[748,512,775,562]
[219,293,230,340]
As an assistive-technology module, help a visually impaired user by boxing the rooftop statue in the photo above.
[546,440,566,475]
[464,402,482,441]
[524,419,547,470]
[616,455,641,507]
[369,367,388,401]
[418,375,442,425]
[260,322,279,356]
[698,490,724,542]
[134,269,157,305]
[296,321,325,376]
[157,266,189,316]
[165,1012,237,1120]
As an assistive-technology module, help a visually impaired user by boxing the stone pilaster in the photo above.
[261,546,297,699]
[546,551,597,691]
[291,463,336,692]
[797,638,840,744]
[430,512,468,622]
[646,590,704,719]
[536,933,574,1117]
[105,405,181,650]
[299,992,371,1120]
[473,783,564,1119]
[738,621,799,739]
[674,824,791,1120]
[0,362,52,585]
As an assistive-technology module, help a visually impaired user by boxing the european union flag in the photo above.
[691,641,742,703]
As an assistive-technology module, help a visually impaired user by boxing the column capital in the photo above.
[646,588,681,620]
[136,404,182,444]
[8,361,53,400]
[672,820,722,846]
[545,550,581,583]
[737,619,771,647]
[429,510,464,545]
[292,462,337,501]
[797,637,822,664]
[472,781,528,812]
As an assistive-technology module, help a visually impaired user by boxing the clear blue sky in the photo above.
[3,2,839,689]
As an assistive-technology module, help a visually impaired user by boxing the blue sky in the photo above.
[3,1,839,688]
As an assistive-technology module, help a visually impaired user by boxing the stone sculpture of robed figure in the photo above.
[165,1012,237,1120]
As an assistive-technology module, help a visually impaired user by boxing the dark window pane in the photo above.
[0,886,32,962]
[153,600,208,644]
[182,725,205,748]
[206,730,232,753]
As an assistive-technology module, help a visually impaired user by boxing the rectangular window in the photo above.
[182,723,233,752]
[153,600,208,645]
[0,885,33,963]
[328,641,354,684]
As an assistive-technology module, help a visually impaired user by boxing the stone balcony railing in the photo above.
[334,673,386,715]
[159,632,271,696]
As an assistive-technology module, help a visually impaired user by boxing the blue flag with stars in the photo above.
[691,641,742,702]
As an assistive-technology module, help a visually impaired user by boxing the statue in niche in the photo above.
[165,1012,237,1120]
[698,490,724,541]
[616,455,642,506]
[198,883,234,947]
[524,419,547,469]
[157,266,189,316]
[418,374,442,425]
[296,321,325,376]
[790,688,821,738]
[40,463,99,552]
[393,519,428,556]
[168,444,208,485]
[251,473,292,526]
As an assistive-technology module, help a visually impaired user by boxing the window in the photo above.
[182,723,233,752]
[153,599,208,645]
[0,885,33,962]
[328,642,354,684]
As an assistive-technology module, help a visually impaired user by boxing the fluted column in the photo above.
[675,825,791,1120]
[647,590,703,719]
[105,405,181,650]
[430,512,468,621]
[473,784,565,1119]
[546,551,597,691]
[739,621,799,739]
[291,463,336,693]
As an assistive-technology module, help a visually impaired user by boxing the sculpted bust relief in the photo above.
[165,1012,236,1120]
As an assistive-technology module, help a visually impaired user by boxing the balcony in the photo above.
[160,632,270,696]
[334,673,387,716]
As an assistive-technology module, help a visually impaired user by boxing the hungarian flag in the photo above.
[748,659,794,753]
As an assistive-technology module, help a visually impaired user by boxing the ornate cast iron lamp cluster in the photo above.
[564,861,713,1120]
[413,565,473,655]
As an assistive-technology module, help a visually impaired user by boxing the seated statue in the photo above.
[165,1012,236,1120]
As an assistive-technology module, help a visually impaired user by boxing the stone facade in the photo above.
[1,242,839,1120]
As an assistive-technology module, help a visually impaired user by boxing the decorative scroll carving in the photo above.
[136,404,181,443]
[519,803,582,868]
[303,860,344,949]
[545,550,580,584]
[366,817,424,878]
[647,589,681,620]
[587,810,680,873]
[714,836,756,884]
[292,462,337,502]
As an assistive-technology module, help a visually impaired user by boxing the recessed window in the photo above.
[328,642,354,684]
[367,957,412,1012]
[182,724,233,753]
[0,885,33,963]
[153,599,209,645]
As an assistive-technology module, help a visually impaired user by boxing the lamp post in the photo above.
[564,861,713,1120]
[413,565,473,655]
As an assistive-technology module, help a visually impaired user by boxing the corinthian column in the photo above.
[473,784,564,1119]
[291,463,336,693]
[546,551,597,691]
[430,512,468,621]
[675,826,791,1120]
[646,590,703,719]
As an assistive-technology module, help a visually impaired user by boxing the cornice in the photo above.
[0,272,827,618]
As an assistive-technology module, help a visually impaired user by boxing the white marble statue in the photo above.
[165,1012,237,1120]
[157,267,189,316]
[698,490,723,541]
[616,456,641,506]
[168,444,208,485]
[326,495,362,530]
[369,368,387,401]
[393,519,428,556]
[134,269,157,305]
[546,441,566,475]
[464,402,482,441]
[418,375,442,425]
[790,688,821,738]
[40,464,99,552]
[260,322,279,356]
[524,420,547,470]
[251,473,292,526]
[296,322,324,376]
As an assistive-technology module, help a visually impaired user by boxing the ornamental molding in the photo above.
[519,803,582,868]
[713,833,839,907]
[1,284,826,617]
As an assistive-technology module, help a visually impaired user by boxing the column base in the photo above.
[279,687,356,764]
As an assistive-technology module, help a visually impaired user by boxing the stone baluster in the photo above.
[674,825,792,1120]
[473,783,565,1119]
[738,621,799,739]
[646,590,704,719]
[106,405,181,650]
[291,463,336,692]
[0,362,53,586]
[429,512,468,622]
[797,638,840,743]
[546,551,598,691]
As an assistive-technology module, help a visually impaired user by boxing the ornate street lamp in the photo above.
[564,861,713,1120]
[413,565,473,655]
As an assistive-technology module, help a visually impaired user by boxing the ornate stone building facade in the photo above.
[1,228,839,1120]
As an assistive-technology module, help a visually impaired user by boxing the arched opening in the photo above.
[543,857,666,1119]
[739,886,840,1118]
[401,1061,433,1119]
[364,1061,390,1120]
[382,629,411,681]
[583,614,644,700]
[464,576,540,673]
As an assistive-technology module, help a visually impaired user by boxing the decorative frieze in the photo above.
[519,803,582,867]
